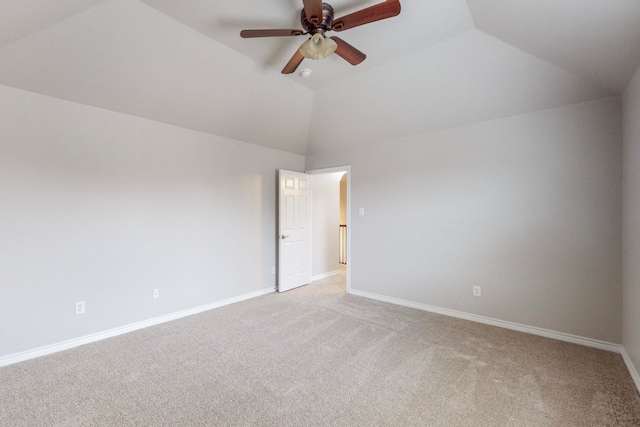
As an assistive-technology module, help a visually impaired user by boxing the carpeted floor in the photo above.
[1,271,639,426]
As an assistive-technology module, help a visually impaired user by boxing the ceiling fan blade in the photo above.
[303,0,324,24]
[330,37,366,65]
[241,29,304,38]
[282,51,305,74]
[332,0,401,32]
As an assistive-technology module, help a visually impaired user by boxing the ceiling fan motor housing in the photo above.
[301,3,334,34]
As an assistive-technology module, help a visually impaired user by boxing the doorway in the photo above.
[307,166,351,293]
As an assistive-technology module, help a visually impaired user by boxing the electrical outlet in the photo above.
[75,301,85,315]
[473,286,482,297]
[152,288,159,299]
[271,266,276,275]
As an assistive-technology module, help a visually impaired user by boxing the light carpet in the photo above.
[1,274,639,426]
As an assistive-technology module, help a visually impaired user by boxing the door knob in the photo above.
[281,235,290,239]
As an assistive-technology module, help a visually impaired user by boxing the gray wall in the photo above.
[0,84,304,357]
[306,97,623,343]
[623,66,640,377]
[1,81,631,363]
[311,172,342,277]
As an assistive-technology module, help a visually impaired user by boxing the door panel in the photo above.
[278,170,312,292]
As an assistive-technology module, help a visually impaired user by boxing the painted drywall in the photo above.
[306,30,612,154]
[306,97,623,343]
[623,65,640,375]
[467,0,640,93]
[0,84,304,357]
[311,173,343,277]
[0,0,314,154]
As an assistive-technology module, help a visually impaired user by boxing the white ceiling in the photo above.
[0,0,107,48]
[140,0,476,91]
[467,0,640,94]
[307,29,612,153]
[0,0,639,154]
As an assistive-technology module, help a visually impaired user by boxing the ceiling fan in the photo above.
[240,0,401,74]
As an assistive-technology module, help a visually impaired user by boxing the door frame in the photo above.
[306,166,351,294]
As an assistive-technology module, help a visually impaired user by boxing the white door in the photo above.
[278,170,312,292]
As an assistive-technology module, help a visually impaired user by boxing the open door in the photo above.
[278,170,312,292]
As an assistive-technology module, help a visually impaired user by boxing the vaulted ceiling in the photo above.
[1,0,639,155]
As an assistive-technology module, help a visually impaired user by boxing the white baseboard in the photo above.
[5,285,637,396]
[0,286,276,368]
[621,348,640,394]
[312,270,341,281]
[349,289,622,353]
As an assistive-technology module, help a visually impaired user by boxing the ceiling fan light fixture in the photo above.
[299,33,337,60]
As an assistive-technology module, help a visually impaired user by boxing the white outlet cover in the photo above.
[75,301,85,315]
